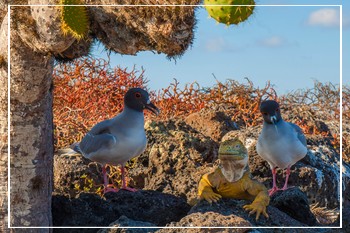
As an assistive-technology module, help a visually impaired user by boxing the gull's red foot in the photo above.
[104,187,119,194]
[268,186,279,196]
[104,184,119,194]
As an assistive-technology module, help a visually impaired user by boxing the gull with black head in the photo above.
[72,88,159,193]
[256,100,307,196]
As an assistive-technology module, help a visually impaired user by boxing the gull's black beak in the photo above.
[145,101,160,116]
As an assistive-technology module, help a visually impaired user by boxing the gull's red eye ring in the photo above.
[135,92,141,98]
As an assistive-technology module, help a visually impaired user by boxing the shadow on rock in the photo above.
[160,188,319,230]
[97,215,158,233]
[52,190,190,232]
[270,187,317,226]
[188,199,305,227]
[155,198,324,233]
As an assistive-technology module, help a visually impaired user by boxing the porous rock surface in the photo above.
[53,107,347,231]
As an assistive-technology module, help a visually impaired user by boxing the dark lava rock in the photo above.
[97,215,157,233]
[156,198,323,233]
[183,198,306,227]
[189,199,305,226]
[52,190,191,232]
[343,201,350,231]
[143,120,218,201]
[158,218,250,233]
[270,187,317,226]
[104,190,190,226]
[158,210,251,233]
[53,115,346,231]
[185,107,237,142]
[54,152,103,198]
[331,200,350,232]
[53,193,110,228]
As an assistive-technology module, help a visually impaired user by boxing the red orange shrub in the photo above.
[153,78,279,127]
[152,80,206,119]
[283,82,339,130]
[342,86,350,162]
[53,57,342,155]
[201,78,278,127]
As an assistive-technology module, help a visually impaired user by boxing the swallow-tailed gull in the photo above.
[72,88,159,193]
[256,100,307,196]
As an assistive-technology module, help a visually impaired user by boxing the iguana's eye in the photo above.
[276,108,279,112]
[262,112,268,116]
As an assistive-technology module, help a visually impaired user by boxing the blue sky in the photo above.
[92,0,348,94]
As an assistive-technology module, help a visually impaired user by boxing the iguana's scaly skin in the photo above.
[198,138,270,220]
[218,138,247,160]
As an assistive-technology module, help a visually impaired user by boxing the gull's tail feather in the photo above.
[70,142,82,154]
[57,146,80,156]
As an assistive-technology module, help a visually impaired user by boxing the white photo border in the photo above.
[7,3,343,229]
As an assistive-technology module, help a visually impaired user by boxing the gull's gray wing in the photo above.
[74,119,116,156]
[288,122,307,147]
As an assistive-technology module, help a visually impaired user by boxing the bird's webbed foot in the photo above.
[104,184,119,194]
[268,186,279,196]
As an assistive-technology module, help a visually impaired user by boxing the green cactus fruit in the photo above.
[204,0,255,26]
[60,0,89,40]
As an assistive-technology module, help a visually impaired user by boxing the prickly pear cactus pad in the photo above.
[60,0,89,40]
[204,0,255,26]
